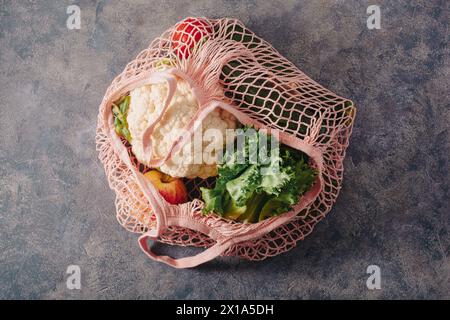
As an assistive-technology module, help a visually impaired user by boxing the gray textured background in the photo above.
[1,0,449,299]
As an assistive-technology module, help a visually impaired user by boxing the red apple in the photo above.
[144,170,188,205]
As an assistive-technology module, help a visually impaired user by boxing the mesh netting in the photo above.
[95,17,355,266]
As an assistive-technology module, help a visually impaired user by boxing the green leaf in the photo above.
[201,187,225,215]
[237,192,267,223]
[222,193,247,220]
[119,96,130,114]
[112,95,132,143]
[114,117,121,128]
[225,164,261,206]
[201,126,317,223]
[121,127,132,143]
[112,105,121,118]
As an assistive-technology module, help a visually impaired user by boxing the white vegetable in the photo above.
[127,78,236,178]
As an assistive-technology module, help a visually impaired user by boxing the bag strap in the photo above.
[137,200,236,268]
[138,231,232,268]
[141,73,178,168]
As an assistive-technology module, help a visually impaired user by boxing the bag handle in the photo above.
[138,231,232,268]
[136,197,234,268]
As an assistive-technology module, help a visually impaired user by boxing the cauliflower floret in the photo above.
[127,78,236,179]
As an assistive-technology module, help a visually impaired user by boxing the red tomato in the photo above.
[171,18,212,59]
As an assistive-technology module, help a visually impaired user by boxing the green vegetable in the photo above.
[201,126,317,223]
[112,95,132,143]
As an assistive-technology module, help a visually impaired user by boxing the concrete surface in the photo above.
[0,0,449,299]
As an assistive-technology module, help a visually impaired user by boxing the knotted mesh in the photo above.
[96,17,355,263]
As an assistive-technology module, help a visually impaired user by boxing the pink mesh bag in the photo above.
[95,17,356,268]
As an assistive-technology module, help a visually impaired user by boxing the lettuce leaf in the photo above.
[201,126,317,223]
[112,96,132,143]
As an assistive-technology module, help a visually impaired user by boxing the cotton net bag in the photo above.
[96,17,356,268]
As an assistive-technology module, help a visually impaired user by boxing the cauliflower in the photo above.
[127,78,236,179]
